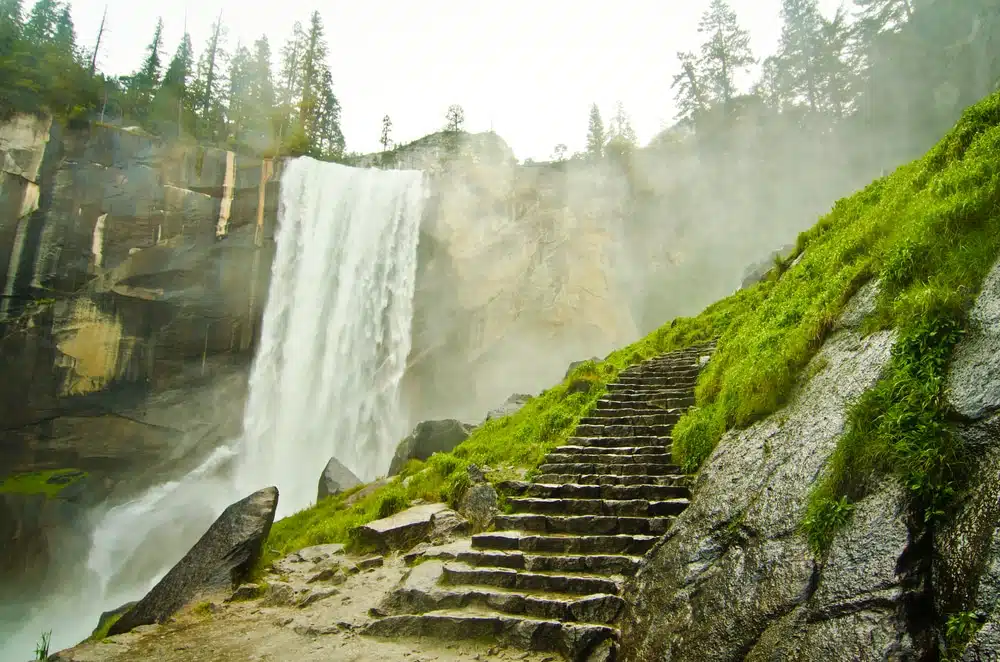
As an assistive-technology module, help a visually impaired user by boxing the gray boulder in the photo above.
[458,464,499,531]
[107,486,278,636]
[317,456,362,502]
[485,393,532,421]
[387,420,475,476]
[353,503,465,553]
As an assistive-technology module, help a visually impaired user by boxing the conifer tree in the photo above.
[697,0,755,111]
[193,13,227,143]
[444,104,464,132]
[380,114,392,151]
[151,31,194,136]
[671,50,707,122]
[127,17,164,122]
[776,0,823,110]
[585,103,605,157]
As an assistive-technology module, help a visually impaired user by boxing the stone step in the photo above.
[585,407,683,419]
[603,387,694,399]
[457,549,644,577]
[362,611,617,662]
[542,451,670,465]
[379,581,627,624]
[551,444,670,456]
[620,366,702,378]
[533,473,689,486]
[472,530,658,555]
[613,378,698,389]
[499,480,691,501]
[536,461,681,476]
[494,513,675,536]
[591,401,672,413]
[606,382,696,393]
[443,562,621,596]
[508,497,690,517]
[574,423,675,438]
[566,435,671,448]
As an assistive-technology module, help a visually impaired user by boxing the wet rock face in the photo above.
[108,486,278,636]
[387,420,475,476]
[937,257,1000,659]
[620,282,911,661]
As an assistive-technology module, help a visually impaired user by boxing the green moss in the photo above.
[0,469,87,498]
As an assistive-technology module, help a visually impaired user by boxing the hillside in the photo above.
[195,90,1000,660]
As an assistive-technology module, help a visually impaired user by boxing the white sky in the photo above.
[64,0,845,160]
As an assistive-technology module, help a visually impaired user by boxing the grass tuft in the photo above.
[0,469,87,498]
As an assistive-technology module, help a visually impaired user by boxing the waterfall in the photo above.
[0,157,426,659]
[237,156,425,515]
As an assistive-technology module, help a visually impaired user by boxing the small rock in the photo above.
[357,555,384,570]
[298,588,338,608]
[262,581,296,607]
[353,503,451,552]
[297,543,346,563]
[459,481,499,531]
[226,583,262,602]
[388,420,475,476]
[306,567,344,584]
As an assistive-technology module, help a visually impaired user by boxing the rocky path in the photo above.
[365,343,715,661]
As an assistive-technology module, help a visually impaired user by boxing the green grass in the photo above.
[88,614,121,642]
[263,92,1000,575]
[0,469,87,498]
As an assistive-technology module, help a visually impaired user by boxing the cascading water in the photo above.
[0,157,426,659]
[237,156,425,515]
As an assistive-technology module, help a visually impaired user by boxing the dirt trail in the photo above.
[54,550,555,662]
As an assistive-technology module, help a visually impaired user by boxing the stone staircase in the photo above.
[365,342,715,661]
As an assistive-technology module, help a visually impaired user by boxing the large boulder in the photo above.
[352,503,467,553]
[387,420,474,476]
[107,486,278,636]
[564,358,599,379]
[739,242,797,290]
[316,456,362,502]
[948,256,1000,419]
[458,464,499,531]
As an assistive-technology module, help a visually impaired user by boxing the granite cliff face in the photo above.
[0,115,279,610]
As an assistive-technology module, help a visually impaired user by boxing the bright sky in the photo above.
[65,0,845,160]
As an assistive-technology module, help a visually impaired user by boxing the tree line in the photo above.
[0,1,346,159]
[576,0,998,168]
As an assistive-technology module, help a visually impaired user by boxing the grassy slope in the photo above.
[266,92,1000,567]
[0,469,87,498]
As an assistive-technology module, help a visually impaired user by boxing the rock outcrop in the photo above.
[620,283,910,661]
[108,486,278,636]
[317,457,362,501]
[353,503,469,553]
[388,420,475,476]
[936,256,1000,659]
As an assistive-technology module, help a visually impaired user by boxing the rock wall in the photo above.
[0,115,279,602]
[389,133,638,423]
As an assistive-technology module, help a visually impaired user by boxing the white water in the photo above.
[1,157,426,659]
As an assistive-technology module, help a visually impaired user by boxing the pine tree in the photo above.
[853,0,912,37]
[697,0,755,111]
[607,101,638,146]
[445,104,464,131]
[380,114,392,151]
[276,20,305,139]
[298,11,328,146]
[243,36,276,151]
[314,67,343,157]
[776,0,823,110]
[753,55,783,108]
[53,4,73,56]
[23,0,59,44]
[193,14,227,143]
[671,50,707,122]
[225,43,252,146]
[151,31,194,136]
[585,103,605,157]
[0,0,23,54]
[816,7,857,117]
[127,17,164,122]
